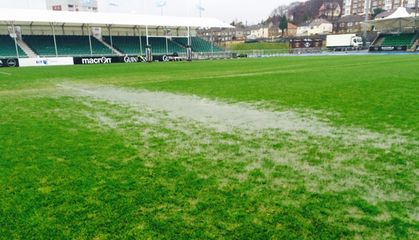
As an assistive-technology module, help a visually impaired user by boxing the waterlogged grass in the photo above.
[0,55,418,239]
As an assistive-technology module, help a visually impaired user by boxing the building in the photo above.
[334,15,364,33]
[286,23,298,36]
[318,2,342,20]
[309,19,334,35]
[46,0,98,12]
[385,0,417,10]
[267,22,280,38]
[198,27,251,43]
[250,25,270,39]
[297,19,333,36]
[343,0,417,16]
[296,22,310,36]
[343,0,382,16]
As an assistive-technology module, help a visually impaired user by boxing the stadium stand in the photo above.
[0,35,26,57]
[372,32,417,49]
[0,8,232,61]
[103,36,144,55]
[22,35,111,56]
[148,37,186,54]
[103,36,186,54]
[173,37,224,52]
[5,34,223,58]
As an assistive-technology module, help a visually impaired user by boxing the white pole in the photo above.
[187,26,191,46]
[363,0,370,39]
[166,37,169,55]
[211,31,214,54]
[52,23,58,57]
[146,25,149,45]
[415,0,418,32]
[138,28,143,55]
[187,26,192,61]
[11,22,19,58]
[109,26,113,55]
[88,25,93,56]
[165,28,169,54]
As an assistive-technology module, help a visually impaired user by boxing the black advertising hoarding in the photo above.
[73,56,145,64]
[0,58,19,67]
[73,55,183,65]
[290,39,323,49]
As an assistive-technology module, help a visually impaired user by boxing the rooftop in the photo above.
[0,8,233,29]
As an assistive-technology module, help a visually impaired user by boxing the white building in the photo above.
[296,23,310,36]
[46,0,98,12]
[297,19,333,36]
[343,0,417,16]
[249,26,269,39]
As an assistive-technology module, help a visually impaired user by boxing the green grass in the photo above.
[228,42,289,51]
[0,55,418,239]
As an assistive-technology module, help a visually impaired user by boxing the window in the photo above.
[52,5,62,11]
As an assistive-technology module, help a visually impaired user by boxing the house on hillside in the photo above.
[296,21,310,36]
[268,22,280,38]
[297,19,333,36]
[318,2,342,20]
[286,23,298,36]
[198,27,251,43]
[309,19,333,35]
[334,15,364,33]
[249,25,270,39]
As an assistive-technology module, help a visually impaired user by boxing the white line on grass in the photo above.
[0,71,11,76]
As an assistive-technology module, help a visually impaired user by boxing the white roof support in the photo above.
[0,8,233,29]
[51,22,58,57]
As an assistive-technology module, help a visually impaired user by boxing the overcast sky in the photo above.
[0,0,292,24]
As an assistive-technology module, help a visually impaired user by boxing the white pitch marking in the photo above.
[0,71,12,76]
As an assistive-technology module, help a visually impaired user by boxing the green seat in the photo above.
[173,37,224,53]
[103,36,144,55]
[23,35,110,56]
[104,36,186,55]
[0,35,26,58]
[148,37,186,54]
[380,33,416,47]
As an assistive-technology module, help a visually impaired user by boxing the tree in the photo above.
[372,8,385,18]
[278,15,288,36]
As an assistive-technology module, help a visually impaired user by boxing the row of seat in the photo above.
[0,35,224,57]
[23,35,111,56]
[378,33,417,47]
[104,36,224,55]
[103,36,187,55]
[0,35,26,57]
[173,37,224,52]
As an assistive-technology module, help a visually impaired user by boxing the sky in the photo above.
[0,0,292,24]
